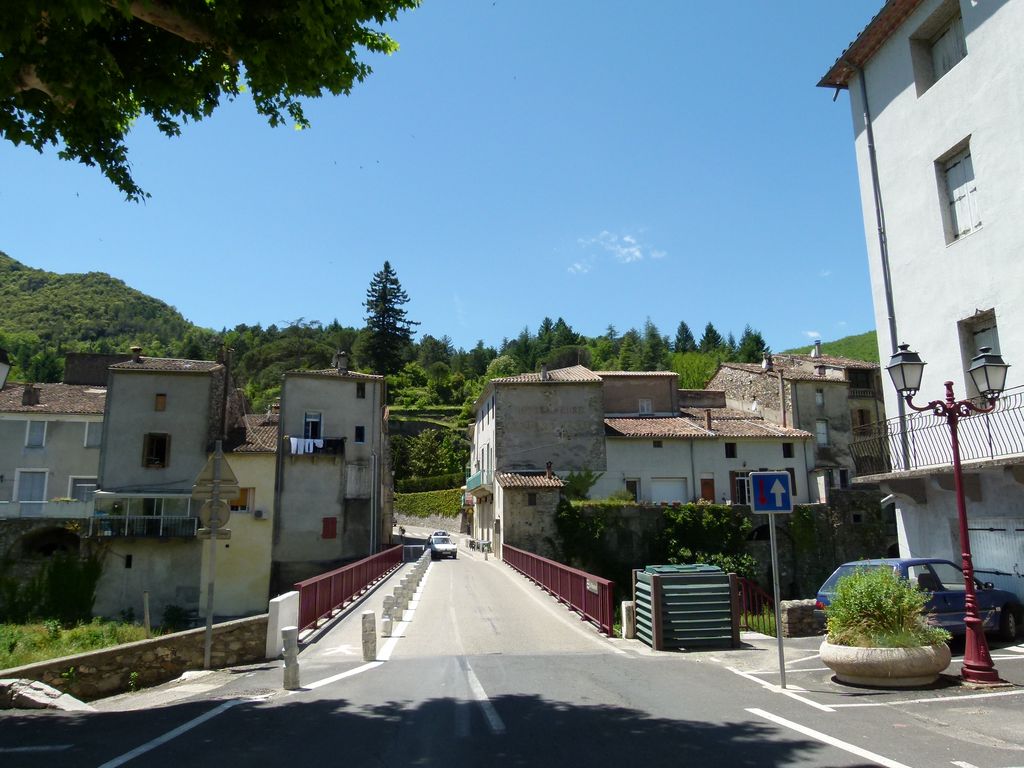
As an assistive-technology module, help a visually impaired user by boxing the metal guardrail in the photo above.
[87,515,199,538]
[294,545,403,631]
[735,576,774,636]
[851,384,1024,475]
[502,544,615,636]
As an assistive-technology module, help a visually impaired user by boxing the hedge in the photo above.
[395,473,464,493]
[394,488,464,519]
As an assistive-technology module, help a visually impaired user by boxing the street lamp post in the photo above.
[886,344,1009,684]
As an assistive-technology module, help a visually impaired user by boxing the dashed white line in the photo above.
[0,745,72,753]
[747,708,913,768]
[463,661,506,735]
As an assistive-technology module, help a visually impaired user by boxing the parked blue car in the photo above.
[815,558,1022,640]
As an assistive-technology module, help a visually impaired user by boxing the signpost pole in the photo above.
[203,441,223,670]
[767,510,786,690]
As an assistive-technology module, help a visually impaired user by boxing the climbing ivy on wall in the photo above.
[0,553,102,626]
[393,488,463,519]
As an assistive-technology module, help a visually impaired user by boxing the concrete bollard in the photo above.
[361,611,376,661]
[621,600,636,640]
[282,626,300,690]
[382,614,393,638]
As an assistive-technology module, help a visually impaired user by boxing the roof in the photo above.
[717,352,877,383]
[285,368,384,381]
[819,0,924,88]
[495,472,565,489]
[606,411,812,440]
[490,365,603,384]
[0,382,106,415]
[594,370,679,378]
[110,357,223,374]
[224,413,279,453]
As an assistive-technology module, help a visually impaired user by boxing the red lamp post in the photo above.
[886,344,1010,684]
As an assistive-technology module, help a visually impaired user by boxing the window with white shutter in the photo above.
[930,15,967,81]
[944,148,980,239]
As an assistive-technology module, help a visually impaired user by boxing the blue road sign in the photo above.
[749,471,793,513]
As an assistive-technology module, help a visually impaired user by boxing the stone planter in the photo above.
[819,639,951,688]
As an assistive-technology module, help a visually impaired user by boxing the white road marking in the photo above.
[463,660,506,735]
[322,644,358,656]
[303,661,384,690]
[97,699,246,768]
[727,666,835,712]
[832,688,1024,708]
[747,708,913,768]
[0,745,72,753]
[951,761,980,768]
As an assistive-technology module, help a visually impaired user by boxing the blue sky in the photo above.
[0,2,882,354]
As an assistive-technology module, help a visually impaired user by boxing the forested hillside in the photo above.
[0,252,877,488]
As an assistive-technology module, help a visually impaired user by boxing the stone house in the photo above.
[271,352,389,591]
[821,0,1024,599]
[707,344,885,501]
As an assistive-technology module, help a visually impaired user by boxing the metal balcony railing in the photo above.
[284,435,346,456]
[0,500,95,519]
[851,384,1024,476]
[848,387,876,399]
[87,515,199,538]
[465,469,493,492]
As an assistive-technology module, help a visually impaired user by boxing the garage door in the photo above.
[968,517,1024,601]
[650,478,687,504]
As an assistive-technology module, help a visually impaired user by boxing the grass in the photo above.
[0,619,152,670]
[741,607,777,637]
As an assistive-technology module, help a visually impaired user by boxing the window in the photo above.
[15,470,46,503]
[653,440,663,448]
[26,421,46,448]
[638,398,653,415]
[354,425,366,444]
[625,479,640,502]
[782,443,794,459]
[852,409,872,429]
[959,311,1002,397]
[154,393,167,411]
[85,421,103,448]
[730,471,750,505]
[815,420,829,447]
[815,388,825,407]
[142,433,170,468]
[356,382,366,399]
[943,147,980,240]
[229,488,254,512]
[322,517,338,539]
[911,3,967,94]
[930,13,967,81]
[527,492,537,507]
[787,467,798,496]
[725,442,737,459]
[69,477,97,502]
[304,411,322,440]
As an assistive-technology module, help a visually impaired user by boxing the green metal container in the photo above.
[633,564,738,651]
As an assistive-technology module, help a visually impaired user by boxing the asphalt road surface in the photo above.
[4,540,1024,767]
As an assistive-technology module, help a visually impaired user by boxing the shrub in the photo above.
[394,488,463,519]
[825,567,951,648]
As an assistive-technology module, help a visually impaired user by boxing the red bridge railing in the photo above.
[735,576,775,636]
[294,545,403,631]
[502,544,615,636]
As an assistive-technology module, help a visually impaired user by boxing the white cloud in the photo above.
[576,230,666,265]
[818,269,832,278]
[803,330,821,339]
[567,261,592,275]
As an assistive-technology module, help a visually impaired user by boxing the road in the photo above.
[4,537,1024,767]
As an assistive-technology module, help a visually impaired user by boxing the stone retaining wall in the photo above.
[0,615,268,702]
[779,599,825,638]
[394,513,465,535]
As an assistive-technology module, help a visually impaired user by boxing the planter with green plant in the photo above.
[820,566,952,688]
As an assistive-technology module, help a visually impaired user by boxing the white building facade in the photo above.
[822,0,1024,598]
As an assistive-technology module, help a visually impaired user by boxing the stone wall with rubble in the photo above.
[0,615,268,702]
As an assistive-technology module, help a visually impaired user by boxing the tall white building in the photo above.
[821,0,1024,597]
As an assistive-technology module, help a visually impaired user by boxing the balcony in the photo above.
[0,500,95,519]
[848,388,877,400]
[851,384,1024,477]
[86,515,198,539]
[284,435,346,457]
[465,469,493,495]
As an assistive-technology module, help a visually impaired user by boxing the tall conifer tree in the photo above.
[362,261,418,375]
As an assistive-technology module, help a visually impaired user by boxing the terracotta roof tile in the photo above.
[606,412,813,440]
[605,417,711,439]
[819,0,924,89]
[595,370,679,378]
[491,364,602,384]
[110,357,223,373]
[495,472,565,489]
[0,383,106,414]
[286,368,384,381]
[225,413,279,453]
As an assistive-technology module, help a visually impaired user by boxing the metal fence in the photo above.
[735,576,774,636]
[851,384,1024,475]
[87,515,198,538]
[502,544,616,636]
[294,545,403,631]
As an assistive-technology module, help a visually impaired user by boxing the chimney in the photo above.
[545,461,553,479]
[22,383,40,406]
[270,399,281,414]
[540,364,549,382]
[334,350,349,374]
[761,353,773,372]
[812,340,822,358]
[130,345,142,363]
[704,409,712,431]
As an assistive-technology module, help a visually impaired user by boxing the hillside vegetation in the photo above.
[781,331,878,363]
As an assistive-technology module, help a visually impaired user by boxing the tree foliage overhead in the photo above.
[0,0,420,200]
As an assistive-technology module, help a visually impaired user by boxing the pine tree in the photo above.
[736,325,770,364]
[698,322,725,354]
[640,318,669,370]
[362,261,419,375]
[674,321,697,353]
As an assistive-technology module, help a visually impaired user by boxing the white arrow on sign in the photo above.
[770,479,786,508]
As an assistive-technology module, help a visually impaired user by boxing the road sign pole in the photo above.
[768,510,786,690]
[203,440,223,670]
